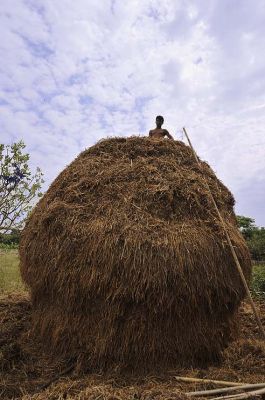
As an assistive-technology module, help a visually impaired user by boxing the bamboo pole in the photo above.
[37,364,74,391]
[174,376,244,387]
[182,127,265,340]
[211,386,265,400]
[186,382,265,397]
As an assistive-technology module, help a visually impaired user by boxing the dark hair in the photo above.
[156,115,164,123]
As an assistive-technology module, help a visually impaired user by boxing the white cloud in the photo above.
[0,0,265,224]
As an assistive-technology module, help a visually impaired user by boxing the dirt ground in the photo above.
[1,293,264,400]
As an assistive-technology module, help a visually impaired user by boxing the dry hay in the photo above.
[21,378,188,400]
[0,293,72,399]
[19,137,251,371]
[1,294,265,399]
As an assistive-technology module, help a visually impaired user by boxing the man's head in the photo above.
[156,115,164,128]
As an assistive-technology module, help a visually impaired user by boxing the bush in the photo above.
[251,265,265,299]
[248,229,265,261]
[236,216,265,261]
[0,229,20,248]
[0,242,18,250]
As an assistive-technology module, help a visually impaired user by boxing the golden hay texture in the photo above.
[1,294,265,400]
[19,137,251,371]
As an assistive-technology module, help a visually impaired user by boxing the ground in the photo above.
[0,250,265,400]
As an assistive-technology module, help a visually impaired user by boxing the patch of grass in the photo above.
[251,264,265,299]
[0,250,25,293]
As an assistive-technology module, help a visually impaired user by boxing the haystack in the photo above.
[19,137,251,371]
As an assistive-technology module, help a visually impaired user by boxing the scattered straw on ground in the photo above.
[0,293,264,399]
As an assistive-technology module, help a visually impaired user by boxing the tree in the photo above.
[236,215,257,240]
[0,141,44,234]
[248,228,265,261]
[237,215,265,261]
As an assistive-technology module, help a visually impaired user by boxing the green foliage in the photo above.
[248,228,265,261]
[0,242,18,250]
[237,215,257,240]
[237,215,265,261]
[0,228,20,247]
[0,141,44,234]
[251,265,265,299]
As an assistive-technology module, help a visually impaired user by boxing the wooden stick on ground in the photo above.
[182,127,265,340]
[186,382,265,397]
[211,386,265,400]
[174,376,245,387]
[37,364,75,391]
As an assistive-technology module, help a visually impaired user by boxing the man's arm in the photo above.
[164,130,174,140]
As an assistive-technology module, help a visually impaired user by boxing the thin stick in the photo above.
[186,382,265,397]
[211,386,265,399]
[182,127,265,340]
[174,376,244,387]
[37,364,75,391]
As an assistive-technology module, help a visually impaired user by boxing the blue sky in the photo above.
[0,0,264,225]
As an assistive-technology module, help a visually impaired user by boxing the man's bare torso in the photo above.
[149,128,172,139]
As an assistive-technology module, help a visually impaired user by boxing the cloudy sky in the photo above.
[0,0,264,225]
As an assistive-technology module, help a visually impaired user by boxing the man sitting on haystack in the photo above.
[149,115,174,140]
